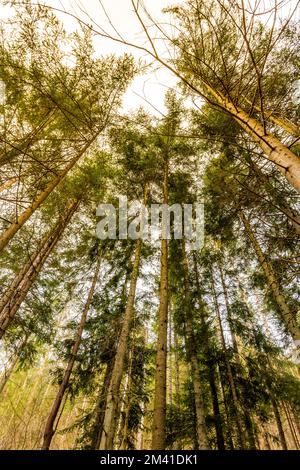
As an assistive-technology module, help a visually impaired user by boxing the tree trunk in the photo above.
[0,136,96,252]
[250,158,300,236]
[242,96,300,138]
[42,253,102,450]
[0,109,56,167]
[152,157,169,450]
[92,362,114,449]
[272,399,288,450]
[0,200,79,338]
[174,331,181,410]
[193,255,225,449]
[210,270,246,449]
[0,334,30,394]
[218,363,235,450]
[99,184,149,450]
[168,315,173,407]
[219,265,256,449]
[239,210,300,343]
[282,402,299,449]
[208,367,225,450]
[181,239,210,449]
[204,83,300,194]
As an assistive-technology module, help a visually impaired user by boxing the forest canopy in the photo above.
[0,0,299,451]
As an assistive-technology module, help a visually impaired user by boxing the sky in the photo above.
[0,0,299,115]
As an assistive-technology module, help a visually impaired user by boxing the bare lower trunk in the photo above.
[174,331,181,410]
[0,200,79,338]
[283,402,299,449]
[239,210,300,343]
[272,399,288,450]
[42,254,102,450]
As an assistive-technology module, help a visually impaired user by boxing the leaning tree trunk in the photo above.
[204,83,300,194]
[99,184,148,450]
[0,200,79,338]
[181,239,210,449]
[42,253,102,450]
[152,157,169,450]
[250,158,300,236]
[0,109,56,167]
[242,96,300,138]
[239,210,300,343]
[0,135,97,252]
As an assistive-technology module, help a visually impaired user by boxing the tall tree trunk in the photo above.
[168,315,173,407]
[219,265,256,449]
[218,363,235,450]
[174,331,181,410]
[99,184,149,450]
[0,136,96,252]
[204,83,300,194]
[42,253,102,450]
[92,362,114,450]
[210,270,246,448]
[208,367,225,450]
[239,210,300,343]
[193,255,225,449]
[262,424,271,450]
[272,399,288,450]
[181,239,210,449]
[0,200,79,338]
[282,402,299,449]
[152,156,169,450]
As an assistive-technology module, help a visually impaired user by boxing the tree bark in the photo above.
[181,239,210,449]
[99,184,149,450]
[204,83,300,194]
[0,334,29,394]
[152,156,169,450]
[0,200,79,338]
[272,399,288,450]
[42,253,102,450]
[239,210,300,343]
[219,265,256,449]
[210,270,246,449]
[250,158,300,236]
